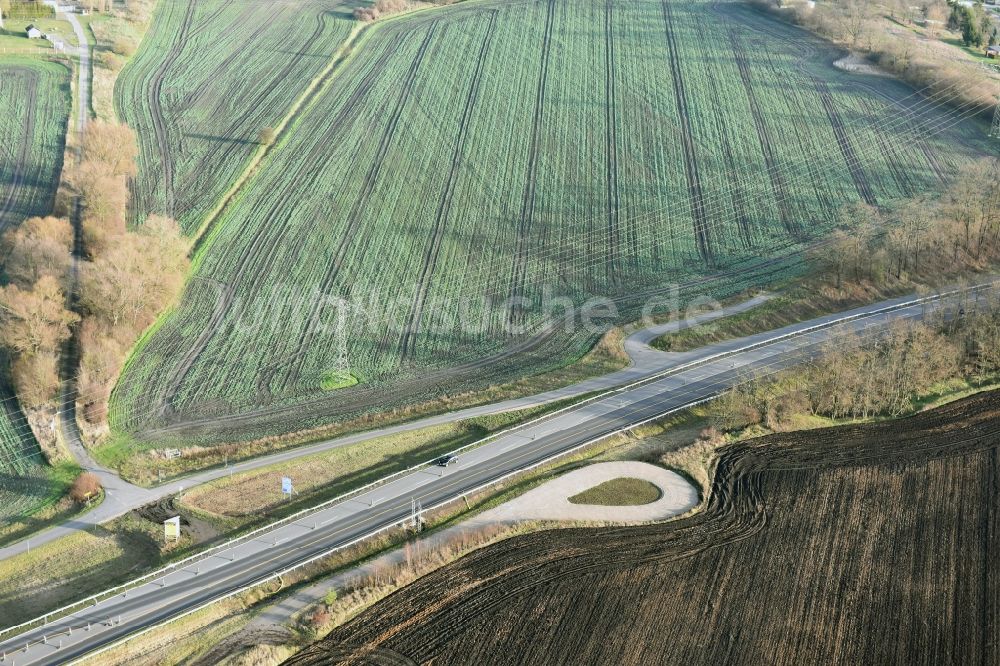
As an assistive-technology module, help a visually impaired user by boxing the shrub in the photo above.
[0,216,74,289]
[11,352,61,409]
[99,51,125,73]
[374,0,407,14]
[308,607,331,629]
[111,38,136,57]
[5,1,54,19]
[69,472,102,503]
[257,127,276,146]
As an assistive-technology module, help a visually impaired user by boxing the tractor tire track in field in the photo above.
[759,43,830,232]
[399,12,499,363]
[853,81,948,185]
[731,31,800,238]
[604,0,623,283]
[722,6,864,230]
[701,42,754,250]
[183,0,237,40]
[156,279,233,418]
[144,0,197,219]
[183,3,329,116]
[180,7,281,109]
[221,36,407,406]
[172,9,330,211]
[858,97,913,197]
[288,391,1000,665]
[276,24,439,393]
[152,247,807,435]
[507,0,556,330]
[812,78,878,207]
[141,248,804,438]
[661,0,713,265]
[0,69,38,229]
[189,29,404,257]
[157,36,405,418]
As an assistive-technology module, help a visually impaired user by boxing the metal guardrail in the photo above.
[1,280,996,647]
[68,281,1000,665]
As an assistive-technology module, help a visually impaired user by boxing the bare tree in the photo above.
[840,0,874,47]
[80,121,137,178]
[0,216,73,288]
[11,352,61,408]
[0,276,78,356]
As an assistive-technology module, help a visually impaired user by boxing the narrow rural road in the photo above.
[0,281,993,665]
[0,293,770,560]
[63,9,88,130]
[40,2,160,547]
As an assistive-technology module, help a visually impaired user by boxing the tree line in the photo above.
[809,159,1000,289]
[948,2,998,48]
[71,122,189,425]
[0,121,189,443]
[755,0,1000,114]
[715,299,1000,433]
[716,157,1000,431]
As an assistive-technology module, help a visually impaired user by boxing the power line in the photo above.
[991,95,1000,139]
[0,81,983,446]
[0,55,989,450]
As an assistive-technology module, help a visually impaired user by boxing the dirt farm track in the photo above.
[286,390,1000,665]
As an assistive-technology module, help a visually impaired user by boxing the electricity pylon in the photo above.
[329,296,350,375]
[410,497,423,531]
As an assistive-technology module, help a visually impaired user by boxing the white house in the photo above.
[26,24,43,39]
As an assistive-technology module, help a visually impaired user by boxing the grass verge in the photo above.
[0,461,90,548]
[179,398,589,523]
[100,328,628,483]
[0,513,162,626]
[652,267,1000,353]
[0,397,587,628]
[568,478,662,506]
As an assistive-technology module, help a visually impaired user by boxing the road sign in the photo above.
[281,477,293,496]
[164,516,180,541]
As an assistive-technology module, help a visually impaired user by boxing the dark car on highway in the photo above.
[434,455,459,467]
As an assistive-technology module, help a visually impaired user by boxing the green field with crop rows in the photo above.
[111,0,994,446]
[115,0,356,233]
[0,57,70,522]
[0,58,69,230]
[0,390,58,525]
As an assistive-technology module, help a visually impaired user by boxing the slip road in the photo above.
[0,283,993,665]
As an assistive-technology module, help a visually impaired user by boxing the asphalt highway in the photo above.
[0,293,772,561]
[0,282,994,665]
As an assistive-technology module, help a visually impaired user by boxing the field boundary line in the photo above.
[101,20,374,434]
[185,0,483,258]
[187,20,368,256]
[97,46,988,438]
[2,280,994,645]
[188,0,464,256]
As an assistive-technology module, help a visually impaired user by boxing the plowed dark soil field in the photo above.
[286,390,1000,665]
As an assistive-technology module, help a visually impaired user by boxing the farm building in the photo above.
[25,24,42,38]
[988,45,1000,59]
